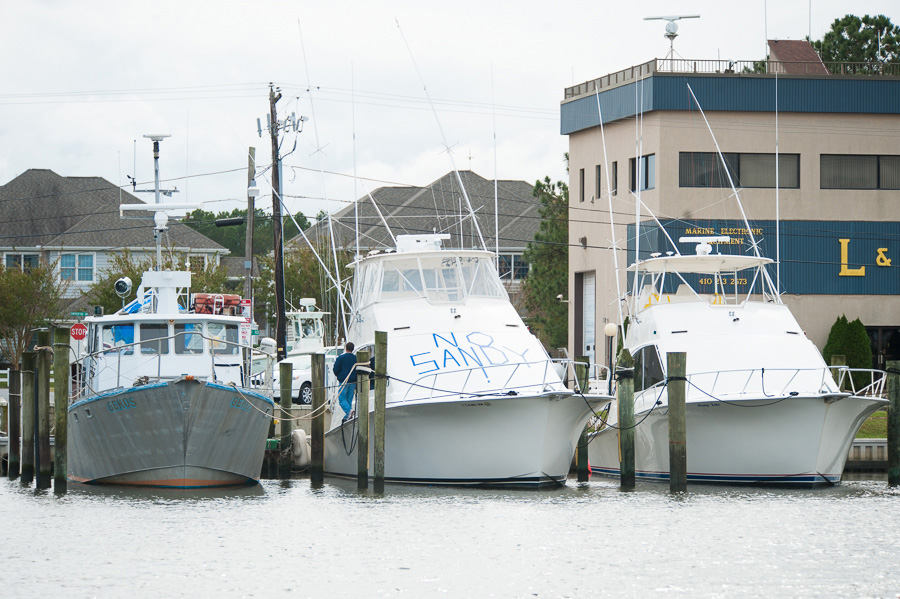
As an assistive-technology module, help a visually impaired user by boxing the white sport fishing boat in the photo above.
[588,237,887,486]
[67,136,273,488]
[323,234,612,487]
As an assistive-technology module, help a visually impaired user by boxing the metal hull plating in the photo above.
[324,392,604,487]
[588,394,886,486]
[68,379,273,488]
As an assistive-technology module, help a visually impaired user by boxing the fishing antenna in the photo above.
[396,18,488,252]
[297,18,348,338]
[361,181,397,245]
[686,83,779,297]
[594,91,624,330]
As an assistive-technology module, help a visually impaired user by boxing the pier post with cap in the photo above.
[575,356,590,482]
[888,360,900,487]
[356,350,370,489]
[53,326,69,492]
[374,331,387,493]
[7,368,20,479]
[279,362,293,479]
[617,349,635,490]
[667,352,687,492]
[36,330,52,489]
[21,351,36,484]
[310,352,325,484]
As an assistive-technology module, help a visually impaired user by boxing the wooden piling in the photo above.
[888,360,900,487]
[575,356,590,482]
[279,362,293,479]
[53,326,69,492]
[667,352,687,493]
[36,330,52,489]
[617,348,635,490]
[7,368,20,479]
[374,331,387,493]
[310,352,324,484]
[21,351,36,484]
[830,354,846,390]
[356,350,370,489]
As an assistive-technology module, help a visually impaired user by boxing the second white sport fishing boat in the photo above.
[323,234,612,487]
[588,237,887,485]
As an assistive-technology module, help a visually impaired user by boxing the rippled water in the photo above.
[2,474,899,598]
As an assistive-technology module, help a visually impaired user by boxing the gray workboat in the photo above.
[67,134,273,488]
[69,269,274,488]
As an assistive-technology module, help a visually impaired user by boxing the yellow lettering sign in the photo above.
[877,248,891,267]
[839,239,865,277]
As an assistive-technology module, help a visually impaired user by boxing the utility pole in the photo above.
[245,147,256,302]
[268,84,287,361]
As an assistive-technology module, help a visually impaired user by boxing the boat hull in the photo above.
[324,392,605,488]
[68,379,273,488]
[588,394,886,486]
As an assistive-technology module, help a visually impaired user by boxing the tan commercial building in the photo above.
[562,44,900,370]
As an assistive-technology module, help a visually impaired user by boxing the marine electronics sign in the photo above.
[626,219,900,296]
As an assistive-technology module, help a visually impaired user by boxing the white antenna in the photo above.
[396,18,488,252]
[644,15,700,59]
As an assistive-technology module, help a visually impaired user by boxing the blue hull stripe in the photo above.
[590,466,840,485]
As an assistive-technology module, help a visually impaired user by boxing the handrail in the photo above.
[631,365,886,403]
[399,358,610,403]
[76,331,276,400]
[564,58,900,99]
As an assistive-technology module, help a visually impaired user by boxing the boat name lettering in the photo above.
[460,402,491,407]
[409,332,531,378]
[107,397,136,412]
[230,396,252,412]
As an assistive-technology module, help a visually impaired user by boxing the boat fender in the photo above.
[291,428,310,468]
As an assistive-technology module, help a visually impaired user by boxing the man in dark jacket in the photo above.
[333,342,357,420]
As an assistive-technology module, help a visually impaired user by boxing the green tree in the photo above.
[0,260,68,368]
[182,208,310,257]
[255,240,353,343]
[822,314,874,390]
[521,176,569,351]
[87,250,230,315]
[812,14,900,64]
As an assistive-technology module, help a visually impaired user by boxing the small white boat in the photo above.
[323,234,612,487]
[588,241,887,486]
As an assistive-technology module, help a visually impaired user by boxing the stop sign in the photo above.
[71,323,88,341]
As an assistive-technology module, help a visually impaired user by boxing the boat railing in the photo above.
[830,366,887,398]
[400,358,588,404]
[75,332,274,402]
[668,366,844,401]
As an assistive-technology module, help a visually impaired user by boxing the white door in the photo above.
[583,272,595,365]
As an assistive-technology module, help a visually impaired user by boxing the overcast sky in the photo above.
[2,1,898,222]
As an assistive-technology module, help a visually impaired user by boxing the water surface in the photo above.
[2,474,899,598]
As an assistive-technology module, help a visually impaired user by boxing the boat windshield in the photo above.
[295,318,323,340]
[373,255,506,305]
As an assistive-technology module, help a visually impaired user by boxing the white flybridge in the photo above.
[588,235,887,485]
[323,234,613,487]
[68,136,274,488]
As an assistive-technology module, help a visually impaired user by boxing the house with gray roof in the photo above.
[0,169,228,306]
[292,170,541,288]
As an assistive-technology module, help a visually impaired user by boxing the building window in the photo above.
[595,165,602,201]
[611,162,617,196]
[5,253,40,271]
[60,253,94,281]
[498,254,529,281]
[821,154,900,190]
[680,152,799,188]
[630,154,655,192]
[579,168,585,202]
[189,255,207,271]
